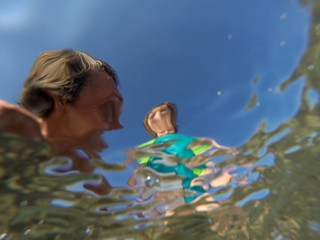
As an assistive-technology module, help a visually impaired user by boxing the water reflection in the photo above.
[1,1,320,240]
[0,127,280,239]
[1,87,320,237]
[125,101,244,218]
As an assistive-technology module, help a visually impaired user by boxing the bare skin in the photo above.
[146,104,238,187]
[147,104,176,137]
[127,103,240,217]
[42,70,123,158]
[0,100,43,139]
[0,70,123,195]
[147,104,237,153]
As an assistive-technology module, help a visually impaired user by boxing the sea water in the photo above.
[1,2,320,240]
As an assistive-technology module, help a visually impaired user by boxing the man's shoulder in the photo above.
[0,99,42,139]
[0,100,13,112]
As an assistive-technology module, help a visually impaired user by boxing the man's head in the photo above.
[19,49,123,154]
[143,102,178,138]
[20,49,118,118]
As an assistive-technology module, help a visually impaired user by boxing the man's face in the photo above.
[63,70,123,153]
[147,105,176,137]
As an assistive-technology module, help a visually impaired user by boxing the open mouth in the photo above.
[85,130,109,154]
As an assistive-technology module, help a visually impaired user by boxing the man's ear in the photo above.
[43,90,65,112]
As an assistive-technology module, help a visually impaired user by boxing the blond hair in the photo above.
[19,49,118,118]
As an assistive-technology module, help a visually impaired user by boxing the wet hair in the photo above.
[19,49,118,118]
[143,102,178,138]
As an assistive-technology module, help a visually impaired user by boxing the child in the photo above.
[127,102,237,205]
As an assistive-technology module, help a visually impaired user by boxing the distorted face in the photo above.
[147,104,176,138]
[62,70,123,153]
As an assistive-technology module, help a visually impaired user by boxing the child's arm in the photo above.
[206,138,238,155]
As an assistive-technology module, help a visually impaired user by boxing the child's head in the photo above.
[143,102,178,138]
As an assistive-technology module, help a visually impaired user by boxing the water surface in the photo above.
[0,0,320,239]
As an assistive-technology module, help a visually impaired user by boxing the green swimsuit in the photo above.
[137,134,212,202]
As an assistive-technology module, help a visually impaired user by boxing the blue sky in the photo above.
[0,0,311,185]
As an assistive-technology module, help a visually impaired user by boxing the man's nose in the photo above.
[110,121,124,130]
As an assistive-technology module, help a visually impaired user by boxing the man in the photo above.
[0,49,123,194]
